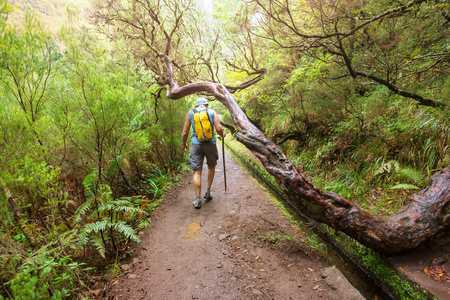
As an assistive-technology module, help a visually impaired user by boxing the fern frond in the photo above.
[398,168,425,185]
[113,221,140,242]
[106,157,122,178]
[82,220,108,235]
[74,200,94,222]
[108,198,134,208]
[98,184,112,202]
[83,171,98,200]
[96,203,107,213]
[90,236,106,258]
[390,184,420,190]
[105,200,145,215]
[374,160,400,176]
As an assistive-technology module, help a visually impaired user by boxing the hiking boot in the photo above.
[193,198,202,209]
[204,191,213,202]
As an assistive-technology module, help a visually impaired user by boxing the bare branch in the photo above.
[224,72,266,93]
[355,71,444,108]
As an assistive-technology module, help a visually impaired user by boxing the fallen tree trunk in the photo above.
[164,57,450,254]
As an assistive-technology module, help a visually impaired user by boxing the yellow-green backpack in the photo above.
[193,108,213,142]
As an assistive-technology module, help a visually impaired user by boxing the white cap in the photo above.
[196,97,208,106]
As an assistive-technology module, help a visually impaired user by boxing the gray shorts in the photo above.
[189,143,218,170]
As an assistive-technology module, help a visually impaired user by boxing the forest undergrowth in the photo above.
[0,2,191,298]
[223,72,450,218]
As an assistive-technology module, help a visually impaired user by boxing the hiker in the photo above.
[182,97,226,209]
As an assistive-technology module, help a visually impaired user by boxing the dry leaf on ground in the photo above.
[423,266,450,282]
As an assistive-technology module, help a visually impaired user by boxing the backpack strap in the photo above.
[206,108,214,134]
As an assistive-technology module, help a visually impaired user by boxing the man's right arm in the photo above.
[213,112,226,138]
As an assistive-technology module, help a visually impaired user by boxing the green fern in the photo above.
[105,199,146,214]
[374,160,400,176]
[82,220,108,234]
[78,172,150,258]
[90,236,107,258]
[73,200,94,223]
[106,157,121,179]
[82,171,98,199]
[113,221,141,242]
[398,168,425,185]
[390,184,420,190]
[77,183,146,258]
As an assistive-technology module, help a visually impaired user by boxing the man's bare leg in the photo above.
[204,165,215,201]
[207,165,215,189]
[193,169,202,196]
[193,169,203,208]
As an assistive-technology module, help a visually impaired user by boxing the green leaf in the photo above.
[390,184,420,190]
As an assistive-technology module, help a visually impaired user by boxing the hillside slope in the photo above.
[8,0,90,31]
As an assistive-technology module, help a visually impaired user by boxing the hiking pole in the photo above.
[222,136,227,192]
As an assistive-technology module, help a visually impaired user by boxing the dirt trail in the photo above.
[103,147,360,300]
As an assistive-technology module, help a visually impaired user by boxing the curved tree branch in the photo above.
[164,56,450,254]
[225,72,266,93]
[220,121,236,135]
[273,130,303,145]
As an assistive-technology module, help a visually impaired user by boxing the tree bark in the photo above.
[164,57,450,254]
[220,121,236,136]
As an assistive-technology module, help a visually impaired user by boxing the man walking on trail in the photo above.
[182,97,226,209]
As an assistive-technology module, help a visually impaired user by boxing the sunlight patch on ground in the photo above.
[182,221,202,242]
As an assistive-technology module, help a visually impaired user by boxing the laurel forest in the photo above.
[0,0,449,298]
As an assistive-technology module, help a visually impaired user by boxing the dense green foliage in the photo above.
[0,1,189,298]
[221,0,450,216]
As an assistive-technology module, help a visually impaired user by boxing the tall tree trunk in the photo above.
[164,57,450,254]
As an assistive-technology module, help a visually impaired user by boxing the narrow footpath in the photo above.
[103,146,363,300]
